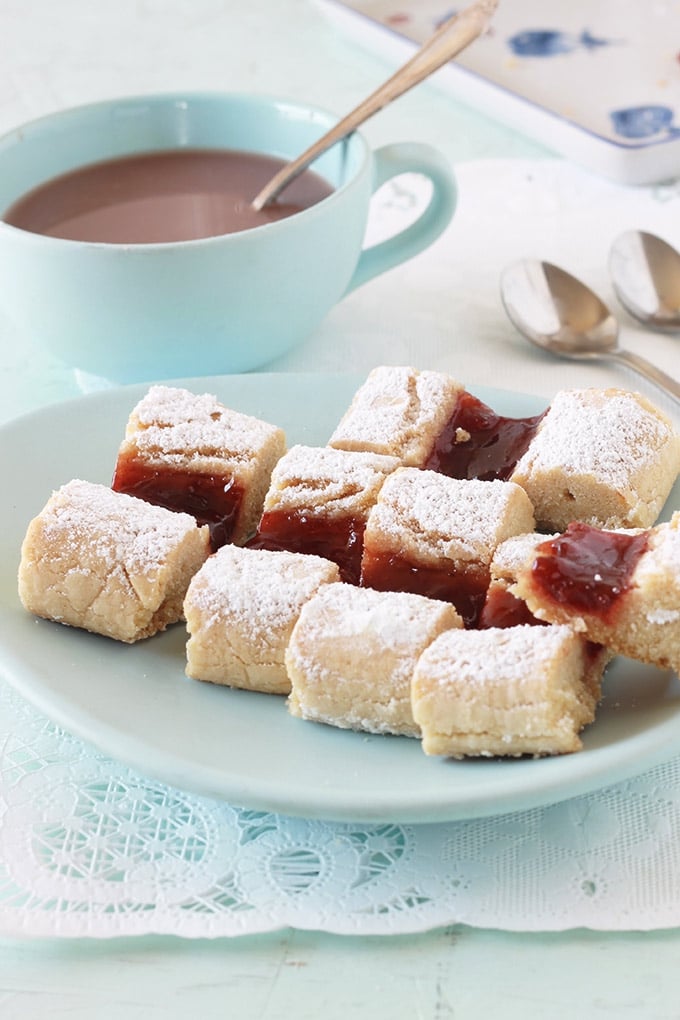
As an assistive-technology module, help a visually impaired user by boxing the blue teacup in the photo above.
[0,92,457,383]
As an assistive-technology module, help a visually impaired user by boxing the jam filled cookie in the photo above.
[360,469,535,626]
[328,365,464,466]
[250,445,399,583]
[184,545,340,694]
[286,582,462,736]
[18,479,210,643]
[112,385,286,550]
[514,513,680,674]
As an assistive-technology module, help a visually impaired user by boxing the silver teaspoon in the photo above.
[609,230,680,332]
[500,259,680,404]
[251,0,497,211]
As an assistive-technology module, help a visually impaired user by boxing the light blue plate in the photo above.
[0,373,678,823]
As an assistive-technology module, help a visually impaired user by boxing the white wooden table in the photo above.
[1,2,680,1016]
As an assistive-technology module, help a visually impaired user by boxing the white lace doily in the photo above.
[3,677,680,938]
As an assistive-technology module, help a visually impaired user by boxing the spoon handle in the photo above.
[610,348,680,403]
[251,0,497,211]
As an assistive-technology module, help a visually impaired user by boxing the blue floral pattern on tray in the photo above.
[506,28,613,57]
[611,105,680,142]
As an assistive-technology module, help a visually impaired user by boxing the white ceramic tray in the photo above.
[320,0,680,185]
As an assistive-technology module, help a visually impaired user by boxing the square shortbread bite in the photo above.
[328,365,464,466]
[18,479,210,643]
[286,582,462,737]
[509,388,680,530]
[184,545,340,694]
[112,385,286,550]
[514,513,680,674]
[360,468,535,626]
[412,624,595,758]
[251,444,400,583]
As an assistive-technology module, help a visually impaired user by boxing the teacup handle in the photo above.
[344,142,457,294]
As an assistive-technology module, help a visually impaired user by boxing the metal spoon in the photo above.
[251,0,498,211]
[609,230,680,332]
[500,259,680,403]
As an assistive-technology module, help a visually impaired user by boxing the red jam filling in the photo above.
[360,550,489,628]
[478,586,544,629]
[248,510,365,584]
[112,457,242,551]
[531,521,650,621]
[424,391,546,481]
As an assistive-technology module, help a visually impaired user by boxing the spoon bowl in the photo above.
[609,230,680,332]
[501,260,620,357]
[500,259,680,403]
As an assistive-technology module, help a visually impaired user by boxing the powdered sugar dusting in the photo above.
[421,624,576,685]
[647,608,680,625]
[329,366,463,456]
[126,385,283,464]
[40,479,202,575]
[491,532,559,578]
[635,511,680,581]
[367,469,534,561]
[264,445,399,514]
[513,389,679,484]
[294,582,455,650]
[187,545,340,632]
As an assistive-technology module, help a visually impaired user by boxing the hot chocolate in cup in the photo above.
[0,92,457,384]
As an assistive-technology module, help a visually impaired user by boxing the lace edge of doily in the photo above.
[2,908,680,939]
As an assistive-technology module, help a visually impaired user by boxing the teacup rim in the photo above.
[0,89,371,251]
